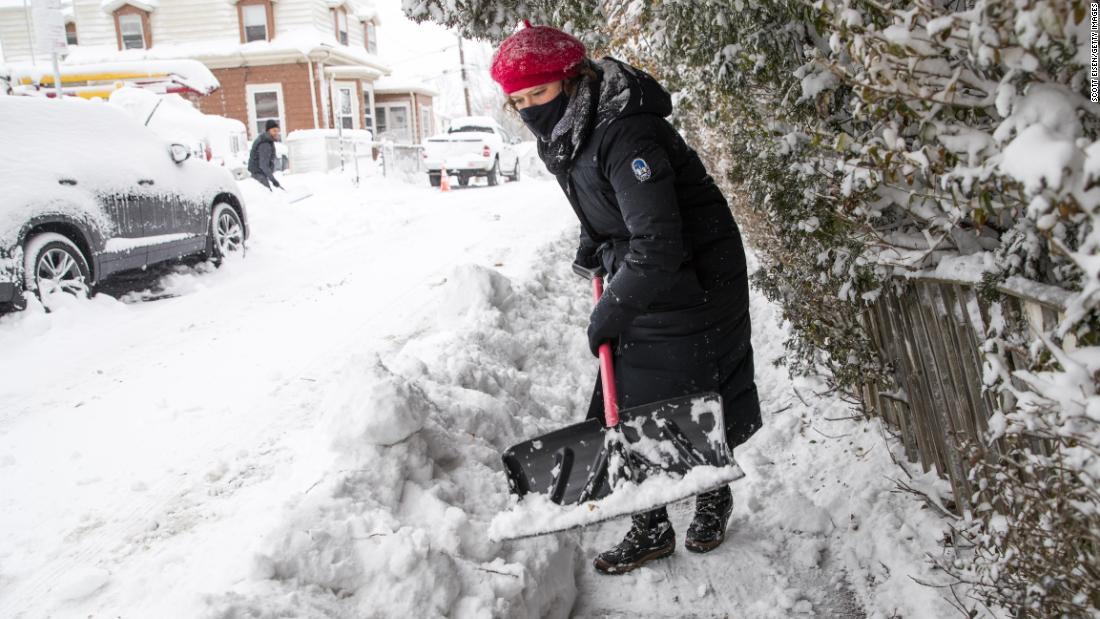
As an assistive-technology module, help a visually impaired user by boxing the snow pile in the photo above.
[203,260,591,618]
[326,358,429,446]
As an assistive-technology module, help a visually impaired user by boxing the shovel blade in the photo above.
[501,393,735,507]
[286,191,313,204]
[490,463,745,541]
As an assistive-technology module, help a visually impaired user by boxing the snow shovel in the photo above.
[489,268,744,541]
[278,185,313,204]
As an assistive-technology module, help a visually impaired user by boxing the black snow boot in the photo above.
[593,508,675,575]
[685,485,733,553]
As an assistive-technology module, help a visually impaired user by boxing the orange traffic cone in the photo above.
[440,166,451,192]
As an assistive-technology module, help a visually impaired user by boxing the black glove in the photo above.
[586,293,634,357]
[574,245,600,270]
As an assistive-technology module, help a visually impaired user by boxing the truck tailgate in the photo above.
[425,137,484,160]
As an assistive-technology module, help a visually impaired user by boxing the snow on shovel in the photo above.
[489,266,744,542]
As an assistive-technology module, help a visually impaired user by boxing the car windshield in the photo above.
[448,125,493,134]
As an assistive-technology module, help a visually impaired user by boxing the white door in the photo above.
[333,81,358,130]
[375,103,411,143]
[245,83,286,139]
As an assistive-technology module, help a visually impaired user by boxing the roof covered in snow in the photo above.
[100,0,158,12]
[61,29,390,74]
[372,76,438,97]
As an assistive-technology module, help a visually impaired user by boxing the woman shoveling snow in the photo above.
[489,23,762,574]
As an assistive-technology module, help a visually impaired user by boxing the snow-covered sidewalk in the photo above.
[1,172,954,617]
[573,253,956,618]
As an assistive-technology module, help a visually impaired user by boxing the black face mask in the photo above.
[518,91,569,141]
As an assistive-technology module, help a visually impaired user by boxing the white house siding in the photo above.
[347,12,363,48]
[1,1,379,63]
[70,0,116,48]
[0,8,34,62]
[309,1,332,42]
[273,0,319,33]
[149,0,237,46]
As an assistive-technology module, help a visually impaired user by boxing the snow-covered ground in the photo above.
[0,170,956,617]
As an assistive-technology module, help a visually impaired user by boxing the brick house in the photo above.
[371,77,438,144]
[0,0,390,139]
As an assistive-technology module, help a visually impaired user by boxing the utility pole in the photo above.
[457,34,472,116]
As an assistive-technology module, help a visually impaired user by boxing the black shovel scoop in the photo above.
[490,267,744,541]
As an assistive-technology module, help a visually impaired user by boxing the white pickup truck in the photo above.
[423,116,522,187]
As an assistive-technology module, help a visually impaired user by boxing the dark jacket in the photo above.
[547,59,761,446]
[247,132,276,180]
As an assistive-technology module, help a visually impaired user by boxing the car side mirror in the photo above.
[169,143,191,164]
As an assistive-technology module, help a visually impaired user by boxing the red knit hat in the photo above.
[490,21,587,94]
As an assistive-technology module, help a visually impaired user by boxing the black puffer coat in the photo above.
[247,132,277,180]
[542,59,761,447]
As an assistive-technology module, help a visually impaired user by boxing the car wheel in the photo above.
[22,232,91,306]
[211,202,245,261]
[511,160,521,181]
[487,158,500,186]
[429,173,441,187]
[458,174,470,187]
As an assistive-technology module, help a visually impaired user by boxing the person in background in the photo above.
[248,120,282,190]
[490,23,762,575]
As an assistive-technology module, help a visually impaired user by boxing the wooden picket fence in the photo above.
[860,274,1072,515]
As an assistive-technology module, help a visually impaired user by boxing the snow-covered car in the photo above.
[423,116,522,187]
[0,97,248,310]
[109,88,250,181]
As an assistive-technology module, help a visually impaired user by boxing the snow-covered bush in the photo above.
[405,0,1099,615]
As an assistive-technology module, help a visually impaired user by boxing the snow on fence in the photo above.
[285,129,375,175]
[379,143,425,182]
[862,275,1070,515]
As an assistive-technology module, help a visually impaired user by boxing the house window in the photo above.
[364,21,377,54]
[375,103,410,142]
[65,22,77,46]
[241,4,269,42]
[334,9,348,45]
[246,83,285,138]
[118,13,146,50]
[336,85,355,130]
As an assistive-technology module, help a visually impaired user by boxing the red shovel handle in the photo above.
[592,277,620,427]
